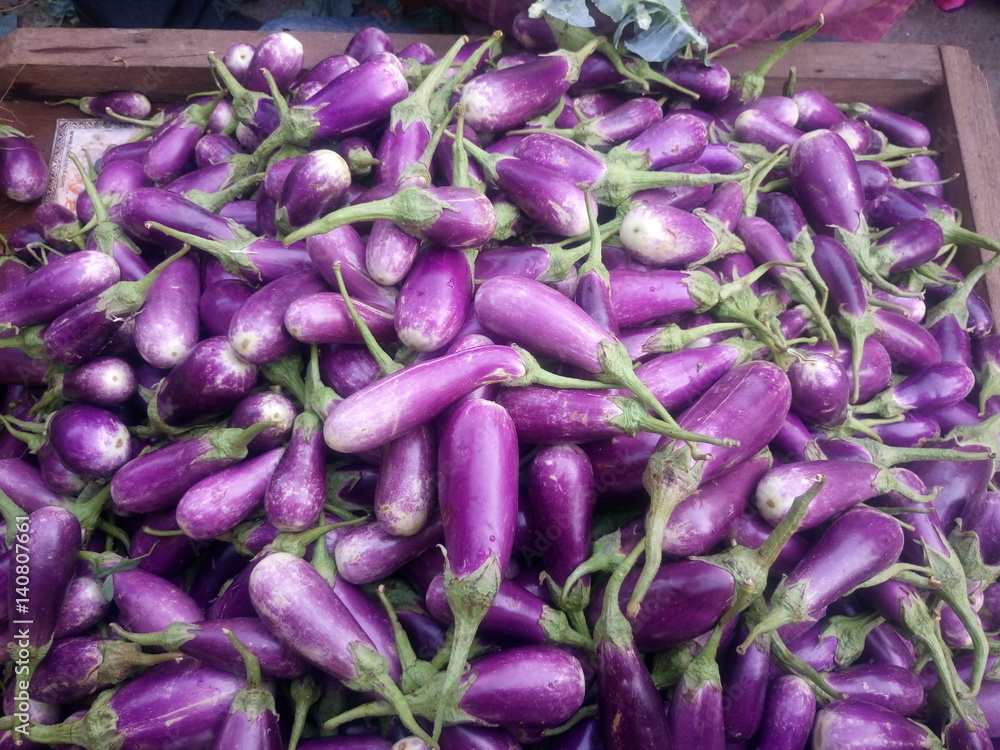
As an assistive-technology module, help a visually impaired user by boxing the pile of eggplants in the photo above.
[1,17,1000,750]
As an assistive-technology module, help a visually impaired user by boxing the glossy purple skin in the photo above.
[28,636,146,704]
[623,111,709,169]
[620,200,716,267]
[111,565,204,633]
[370,422,434,537]
[526,443,595,587]
[250,551,375,682]
[812,699,940,749]
[438,398,519,580]
[262,413,324,533]
[0,250,120,328]
[755,674,816,750]
[785,506,905,616]
[194,133,243,168]
[365,219,423,286]
[733,109,804,151]
[850,102,931,148]
[159,616,308,678]
[95,659,245,749]
[318,344,379,397]
[962,492,1000,565]
[609,268,703,325]
[243,31,304,93]
[0,348,48,386]
[284,291,395,345]
[930,315,972,367]
[668,667,724,750]
[279,149,351,228]
[176,448,283,540]
[897,154,945,198]
[110,426,260,515]
[496,387,633,444]
[293,54,360,104]
[457,646,585,727]
[829,118,881,155]
[803,338,893,403]
[513,133,608,185]
[212,703,281,750]
[306,225,395,311]
[54,568,111,639]
[335,515,443,585]
[863,621,916,670]
[824,663,925,715]
[867,184,930,229]
[596,632,670,750]
[722,628,770,742]
[0,132,48,202]
[792,89,846,131]
[60,355,136,407]
[46,402,130,479]
[129,510,197,579]
[164,162,234,198]
[228,269,329,365]
[659,57,730,101]
[394,247,473,353]
[303,53,410,140]
[329,574,401,682]
[426,574,549,644]
[343,26,393,61]
[787,350,850,427]
[143,114,206,185]
[871,218,945,275]
[476,275,611,373]
[861,171,904,220]
[594,560,735,650]
[492,157,593,238]
[813,233,869,318]
[323,345,526,453]
[9,507,81,650]
[120,187,238,250]
[460,53,577,133]
[229,390,297,454]
[756,460,880,529]
[576,96,663,148]
[870,411,940,447]
[889,361,975,411]
[637,344,742,409]
[132,253,201,369]
[906,444,995,531]
[440,725,521,750]
[788,129,864,235]
[155,336,258,427]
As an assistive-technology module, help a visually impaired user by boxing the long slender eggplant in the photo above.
[754,674,816,750]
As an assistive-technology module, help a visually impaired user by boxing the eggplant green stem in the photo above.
[331,263,400,377]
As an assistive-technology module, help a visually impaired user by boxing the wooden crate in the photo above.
[1,28,998,316]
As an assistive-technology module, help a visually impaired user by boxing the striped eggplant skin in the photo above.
[457,646,586,728]
[110,565,205,634]
[788,129,864,235]
[812,699,943,749]
[322,345,526,454]
[754,674,816,750]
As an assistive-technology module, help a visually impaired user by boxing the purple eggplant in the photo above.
[46,402,131,479]
[742,506,904,644]
[176,448,283,540]
[23,658,246,748]
[306,225,397,311]
[788,128,864,236]
[754,674,816,750]
[110,422,275,515]
[229,390,297,454]
[460,42,599,133]
[108,562,204,633]
[262,412,325,532]
[431,397,519,736]
[394,247,473,353]
[210,627,282,750]
[0,250,120,329]
[58,355,137,408]
[249,551,433,743]
[132,252,201,369]
[28,636,180,705]
[632,360,791,612]
[243,31,304,94]
[812,699,942,749]
[293,55,360,104]
[277,148,351,232]
[153,336,258,427]
[0,128,48,203]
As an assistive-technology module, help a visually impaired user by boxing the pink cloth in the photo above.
[685,0,918,47]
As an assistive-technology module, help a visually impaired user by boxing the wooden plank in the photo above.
[936,45,1000,315]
